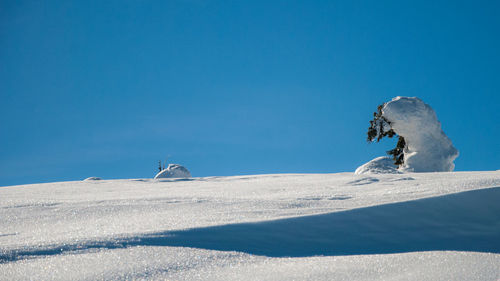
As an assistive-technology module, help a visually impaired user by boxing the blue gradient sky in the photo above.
[1,0,499,186]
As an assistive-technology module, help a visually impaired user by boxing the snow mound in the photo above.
[355,156,402,174]
[382,97,459,172]
[154,164,191,179]
[83,177,102,181]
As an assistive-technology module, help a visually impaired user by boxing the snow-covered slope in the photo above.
[1,172,499,280]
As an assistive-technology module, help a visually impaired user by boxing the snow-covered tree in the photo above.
[367,103,405,166]
[364,97,459,173]
[154,164,191,179]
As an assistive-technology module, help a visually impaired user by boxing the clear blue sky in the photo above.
[1,0,499,186]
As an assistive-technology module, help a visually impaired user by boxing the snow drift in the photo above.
[145,186,500,257]
[361,97,459,173]
[154,164,191,179]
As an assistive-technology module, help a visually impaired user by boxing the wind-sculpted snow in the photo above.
[382,97,459,172]
[1,172,500,280]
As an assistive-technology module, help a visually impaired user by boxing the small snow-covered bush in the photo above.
[365,96,459,172]
[154,164,191,179]
[83,177,102,181]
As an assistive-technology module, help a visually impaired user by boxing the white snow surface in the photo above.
[1,171,500,280]
[154,163,191,179]
[381,96,459,172]
[355,156,401,174]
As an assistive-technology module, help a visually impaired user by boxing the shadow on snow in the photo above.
[141,186,500,257]
[2,187,499,262]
